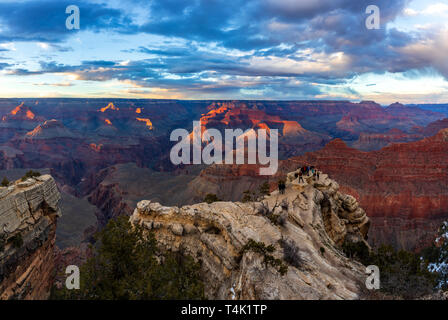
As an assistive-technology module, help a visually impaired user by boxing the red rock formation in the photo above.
[289,129,448,250]
[419,118,448,137]
[351,128,423,151]
[1,102,44,124]
[198,102,331,158]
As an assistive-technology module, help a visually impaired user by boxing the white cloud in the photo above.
[37,42,50,50]
[423,2,448,15]
[403,8,418,16]
[0,42,16,51]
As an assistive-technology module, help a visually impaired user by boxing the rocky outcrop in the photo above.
[198,103,331,158]
[0,175,61,300]
[25,120,78,140]
[130,171,370,300]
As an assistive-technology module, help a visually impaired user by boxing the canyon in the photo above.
[0,98,448,299]
[0,98,447,255]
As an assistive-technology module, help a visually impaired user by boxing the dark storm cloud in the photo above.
[131,0,429,80]
[138,0,410,50]
[0,0,134,42]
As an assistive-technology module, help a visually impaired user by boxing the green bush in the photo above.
[342,240,370,263]
[203,193,220,204]
[1,177,9,187]
[241,190,255,203]
[51,216,205,300]
[21,170,41,181]
[240,239,288,275]
[362,244,437,299]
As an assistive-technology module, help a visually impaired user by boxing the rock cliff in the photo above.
[292,129,448,250]
[0,175,61,300]
[130,171,370,300]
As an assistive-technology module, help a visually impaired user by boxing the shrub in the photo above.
[0,238,5,252]
[50,216,205,300]
[203,193,220,204]
[1,177,9,187]
[21,170,41,181]
[240,239,288,275]
[258,182,270,196]
[342,240,370,263]
[241,190,255,203]
[280,239,304,269]
[256,202,286,226]
[320,247,325,255]
[363,244,438,299]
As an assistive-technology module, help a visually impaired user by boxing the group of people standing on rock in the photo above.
[277,165,321,194]
[295,165,320,183]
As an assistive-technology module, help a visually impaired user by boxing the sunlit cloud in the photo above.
[0,0,446,103]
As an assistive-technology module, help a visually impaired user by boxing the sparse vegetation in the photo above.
[280,238,304,269]
[342,239,370,262]
[21,170,41,181]
[258,181,270,197]
[1,177,9,187]
[50,216,205,300]
[203,193,220,204]
[256,201,287,226]
[352,243,438,299]
[241,181,271,203]
[240,239,288,275]
[241,190,256,203]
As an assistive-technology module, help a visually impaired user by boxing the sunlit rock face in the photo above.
[131,170,370,300]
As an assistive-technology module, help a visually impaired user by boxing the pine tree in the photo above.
[1,177,9,187]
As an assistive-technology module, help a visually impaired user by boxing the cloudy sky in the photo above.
[0,0,447,103]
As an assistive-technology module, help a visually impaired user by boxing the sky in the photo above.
[0,0,447,104]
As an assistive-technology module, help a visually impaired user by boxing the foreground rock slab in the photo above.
[131,171,370,300]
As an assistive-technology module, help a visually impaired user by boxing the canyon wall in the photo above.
[291,129,448,250]
[0,175,61,300]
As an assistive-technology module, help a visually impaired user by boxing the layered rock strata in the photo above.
[0,175,61,300]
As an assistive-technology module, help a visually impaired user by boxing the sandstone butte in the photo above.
[130,170,371,300]
[0,175,61,300]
